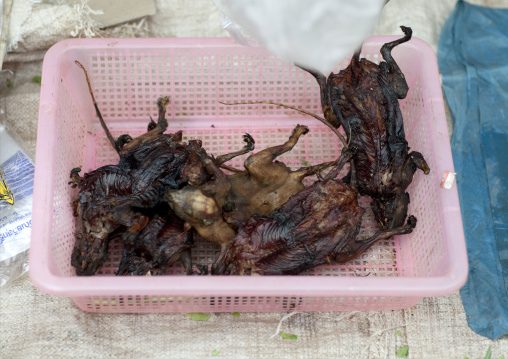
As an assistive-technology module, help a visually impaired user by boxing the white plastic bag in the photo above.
[0,124,34,290]
[215,0,385,73]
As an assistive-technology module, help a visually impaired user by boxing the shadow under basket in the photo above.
[30,37,467,313]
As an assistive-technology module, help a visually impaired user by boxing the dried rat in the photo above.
[299,26,430,230]
[70,62,208,276]
[214,147,417,276]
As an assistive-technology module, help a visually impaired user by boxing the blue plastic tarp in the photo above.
[438,0,508,339]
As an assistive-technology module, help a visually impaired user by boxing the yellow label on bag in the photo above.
[0,166,14,205]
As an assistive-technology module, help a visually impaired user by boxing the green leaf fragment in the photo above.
[499,356,504,359]
[397,329,402,337]
[6,81,13,88]
[485,347,492,359]
[231,312,240,317]
[212,350,220,356]
[396,345,409,358]
[184,312,211,321]
[281,332,298,340]
[32,76,42,85]
[301,159,312,166]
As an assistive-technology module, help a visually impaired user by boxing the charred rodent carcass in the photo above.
[69,97,202,276]
[69,62,212,276]
[299,26,430,230]
[213,147,417,276]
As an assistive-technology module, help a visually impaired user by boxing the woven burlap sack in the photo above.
[1,1,507,358]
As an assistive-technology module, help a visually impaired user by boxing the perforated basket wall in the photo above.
[30,38,467,313]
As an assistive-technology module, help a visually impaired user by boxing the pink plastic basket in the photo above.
[30,37,467,313]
